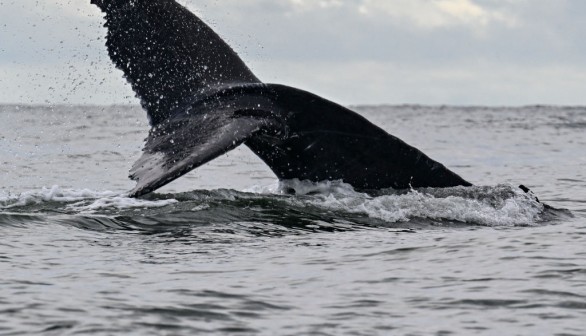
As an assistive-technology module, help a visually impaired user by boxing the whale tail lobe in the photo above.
[98,0,260,125]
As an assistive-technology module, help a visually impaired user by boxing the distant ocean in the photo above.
[1,104,584,335]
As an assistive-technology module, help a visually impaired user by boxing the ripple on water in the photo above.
[0,185,581,336]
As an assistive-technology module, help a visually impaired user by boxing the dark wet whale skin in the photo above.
[91,0,471,196]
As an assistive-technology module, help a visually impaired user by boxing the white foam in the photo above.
[68,197,178,212]
[244,179,358,196]
[242,181,281,194]
[0,186,177,212]
[278,181,544,226]
[278,179,358,196]
[0,186,117,208]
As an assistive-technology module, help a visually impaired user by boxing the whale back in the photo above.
[96,0,260,125]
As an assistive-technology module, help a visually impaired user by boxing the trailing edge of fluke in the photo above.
[91,0,472,197]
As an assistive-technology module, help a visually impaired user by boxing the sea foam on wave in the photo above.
[271,180,544,226]
[0,185,117,208]
[1,182,545,226]
[0,185,177,212]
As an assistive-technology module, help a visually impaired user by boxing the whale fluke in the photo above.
[92,0,472,197]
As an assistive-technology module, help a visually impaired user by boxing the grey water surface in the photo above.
[0,105,584,335]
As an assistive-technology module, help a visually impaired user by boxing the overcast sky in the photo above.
[1,0,585,106]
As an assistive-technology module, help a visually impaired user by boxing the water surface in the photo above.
[1,105,584,335]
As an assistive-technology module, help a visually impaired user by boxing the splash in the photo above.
[0,186,116,208]
[0,185,177,213]
[276,180,544,226]
[1,183,547,227]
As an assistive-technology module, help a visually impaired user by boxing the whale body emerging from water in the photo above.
[91,0,471,197]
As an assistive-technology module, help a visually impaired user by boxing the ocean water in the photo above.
[0,104,584,335]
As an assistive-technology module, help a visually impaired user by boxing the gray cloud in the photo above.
[1,0,585,105]
[194,0,586,65]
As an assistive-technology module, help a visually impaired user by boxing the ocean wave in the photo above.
[0,181,560,230]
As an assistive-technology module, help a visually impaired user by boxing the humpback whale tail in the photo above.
[93,0,471,197]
